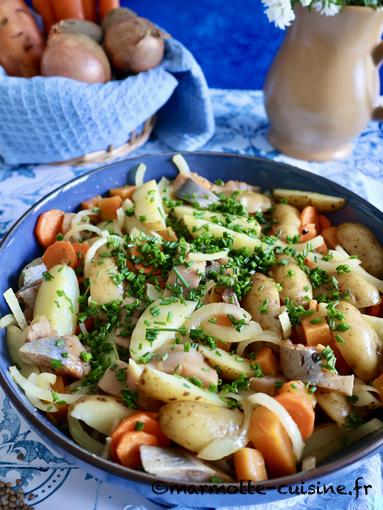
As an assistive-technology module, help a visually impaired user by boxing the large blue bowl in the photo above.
[0,152,382,507]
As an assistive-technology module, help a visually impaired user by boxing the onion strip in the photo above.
[185,303,251,332]
[248,392,305,460]
[172,154,191,175]
[64,224,103,242]
[187,250,229,262]
[135,163,147,186]
[0,314,17,329]
[236,330,281,356]
[278,310,291,339]
[202,320,262,343]
[68,414,104,455]
[3,289,27,329]
[83,237,108,275]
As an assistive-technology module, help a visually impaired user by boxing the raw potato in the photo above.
[335,302,380,382]
[0,0,45,77]
[33,264,79,336]
[272,260,313,306]
[335,272,380,309]
[242,273,282,332]
[316,389,351,427]
[336,223,383,278]
[69,395,134,435]
[87,254,123,305]
[272,204,301,241]
[133,180,166,231]
[273,189,346,212]
[130,299,197,362]
[183,216,266,252]
[159,401,242,452]
[138,366,226,407]
[198,345,253,380]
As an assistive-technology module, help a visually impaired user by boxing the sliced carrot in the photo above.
[322,226,339,249]
[372,373,383,402]
[130,246,161,276]
[249,405,296,477]
[234,447,268,482]
[308,300,318,311]
[35,209,64,248]
[275,392,315,440]
[330,335,351,375]
[366,302,383,317]
[301,313,332,347]
[254,347,278,376]
[279,380,316,408]
[99,0,120,19]
[304,257,317,270]
[301,206,319,228]
[42,241,78,270]
[47,375,68,424]
[299,223,317,243]
[32,0,55,31]
[72,242,89,267]
[215,314,234,327]
[318,214,332,232]
[110,185,136,200]
[157,227,178,242]
[81,195,101,211]
[81,0,97,21]
[115,431,159,468]
[315,241,328,255]
[51,0,85,21]
[99,196,123,221]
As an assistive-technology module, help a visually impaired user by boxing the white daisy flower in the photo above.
[314,0,341,16]
[261,0,295,29]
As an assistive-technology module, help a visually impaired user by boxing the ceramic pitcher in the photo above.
[264,5,383,161]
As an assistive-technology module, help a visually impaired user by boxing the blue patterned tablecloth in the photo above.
[0,90,382,510]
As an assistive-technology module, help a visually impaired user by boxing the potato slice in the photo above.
[138,366,226,407]
[130,299,197,362]
[183,216,266,252]
[87,255,123,305]
[198,345,253,380]
[69,395,134,435]
[33,264,79,336]
[133,180,166,231]
[273,189,346,212]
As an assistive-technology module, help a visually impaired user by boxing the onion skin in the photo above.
[101,7,137,31]
[104,16,168,74]
[50,19,103,43]
[41,33,111,84]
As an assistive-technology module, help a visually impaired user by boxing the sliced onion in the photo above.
[188,250,229,262]
[278,310,291,339]
[362,314,383,340]
[185,303,251,332]
[334,245,350,258]
[203,320,262,343]
[79,322,89,336]
[248,392,305,460]
[116,207,125,231]
[70,210,94,240]
[275,235,325,253]
[236,330,281,356]
[83,237,108,275]
[197,399,252,461]
[0,313,17,329]
[64,223,103,242]
[353,381,381,408]
[354,265,383,292]
[172,154,191,175]
[146,283,163,301]
[10,366,83,404]
[135,163,147,186]
[68,414,104,455]
[25,390,58,412]
[305,253,361,272]
[3,289,27,329]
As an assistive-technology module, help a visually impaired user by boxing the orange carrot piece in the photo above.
[249,406,296,477]
[115,431,159,468]
[81,195,101,210]
[110,185,136,200]
[373,373,383,402]
[51,0,85,21]
[157,227,178,242]
[330,335,351,375]
[99,0,120,19]
[308,300,318,311]
[254,347,278,376]
[42,241,78,270]
[35,209,64,248]
[279,380,316,408]
[32,0,56,31]
[99,196,122,221]
[315,241,328,255]
[81,0,97,21]
[322,226,339,249]
[47,375,68,424]
[234,448,268,482]
[301,313,332,347]
[215,314,234,327]
[299,223,317,243]
[275,392,315,440]
[72,242,89,267]
[318,214,332,232]
[304,257,317,270]
[366,302,383,317]
[301,206,319,229]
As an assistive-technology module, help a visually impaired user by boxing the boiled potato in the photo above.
[335,302,380,382]
[236,191,272,214]
[316,389,351,427]
[198,345,253,380]
[138,366,226,407]
[133,180,166,231]
[159,401,242,452]
[336,223,383,278]
[87,254,123,305]
[272,204,301,241]
[33,264,79,336]
[335,273,380,309]
[242,273,282,332]
[69,395,133,435]
[272,260,313,306]
[273,189,346,212]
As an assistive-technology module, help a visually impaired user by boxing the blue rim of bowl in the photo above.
[0,151,382,491]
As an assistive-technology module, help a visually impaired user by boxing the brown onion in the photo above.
[41,33,111,84]
[101,7,137,31]
[103,16,168,74]
[50,19,103,43]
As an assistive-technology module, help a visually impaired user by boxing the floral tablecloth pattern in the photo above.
[0,90,382,510]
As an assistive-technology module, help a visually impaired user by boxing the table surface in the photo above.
[0,89,383,510]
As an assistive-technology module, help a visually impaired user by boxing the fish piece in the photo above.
[164,261,206,298]
[26,316,56,342]
[172,174,218,207]
[17,282,41,318]
[18,258,46,289]
[98,360,129,397]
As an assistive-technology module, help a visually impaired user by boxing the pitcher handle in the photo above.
[372,41,383,120]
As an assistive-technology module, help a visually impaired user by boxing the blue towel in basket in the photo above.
[0,38,214,165]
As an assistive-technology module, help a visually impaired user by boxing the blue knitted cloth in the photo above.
[0,38,214,165]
